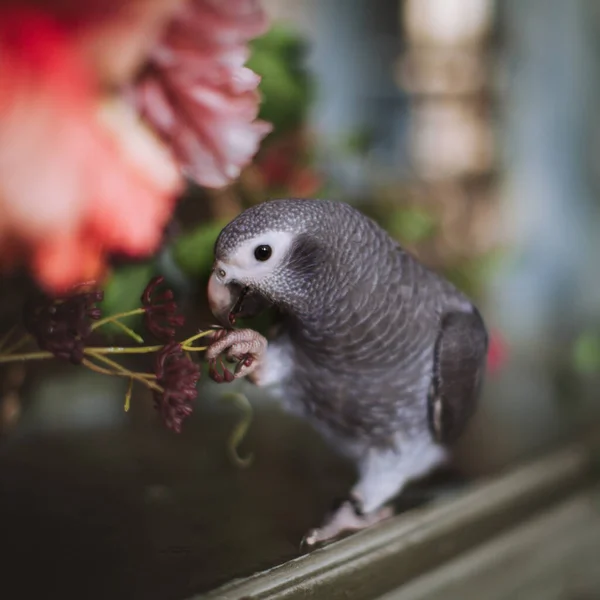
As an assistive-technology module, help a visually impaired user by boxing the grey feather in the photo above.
[217,199,486,446]
[214,198,489,527]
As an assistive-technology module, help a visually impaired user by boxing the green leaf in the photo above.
[389,207,437,243]
[443,251,504,298]
[339,129,375,157]
[247,24,314,136]
[572,331,600,374]
[171,221,227,278]
[101,261,156,337]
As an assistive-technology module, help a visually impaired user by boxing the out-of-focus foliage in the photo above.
[338,128,376,157]
[250,131,324,199]
[388,206,437,244]
[443,252,503,300]
[247,24,314,138]
[359,181,501,302]
[572,331,600,374]
[171,221,227,279]
[221,24,324,208]
[101,261,156,335]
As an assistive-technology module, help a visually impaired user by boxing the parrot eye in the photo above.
[254,245,272,261]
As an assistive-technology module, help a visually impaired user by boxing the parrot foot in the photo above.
[300,496,394,549]
[206,328,267,381]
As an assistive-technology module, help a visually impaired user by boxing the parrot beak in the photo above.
[207,269,240,327]
[207,270,271,327]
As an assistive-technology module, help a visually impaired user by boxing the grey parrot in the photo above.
[205,198,488,546]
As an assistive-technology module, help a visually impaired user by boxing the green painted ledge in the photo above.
[192,431,600,600]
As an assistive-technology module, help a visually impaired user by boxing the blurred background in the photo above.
[1,1,600,598]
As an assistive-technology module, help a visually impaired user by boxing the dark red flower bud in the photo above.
[24,289,103,365]
[141,276,185,341]
[153,341,200,433]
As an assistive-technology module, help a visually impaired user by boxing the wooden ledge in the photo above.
[194,435,599,600]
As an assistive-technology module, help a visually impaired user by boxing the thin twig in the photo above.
[103,319,145,344]
[81,358,121,376]
[183,329,217,346]
[0,350,53,363]
[0,325,17,353]
[2,333,33,356]
[85,345,162,355]
[124,378,133,412]
[0,342,209,364]
[88,352,163,393]
[91,308,145,331]
[221,392,254,468]
[182,345,208,352]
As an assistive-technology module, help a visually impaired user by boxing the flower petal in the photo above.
[132,0,272,189]
[0,8,182,292]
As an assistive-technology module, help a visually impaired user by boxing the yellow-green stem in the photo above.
[103,319,145,344]
[182,345,208,352]
[0,325,17,353]
[221,392,254,468]
[82,358,121,377]
[0,322,217,367]
[89,352,163,393]
[0,350,53,363]
[91,308,145,331]
[2,333,33,356]
[0,343,210,364]
[183,329,217,346]
[86,345,162,354]
[124,378,133,412]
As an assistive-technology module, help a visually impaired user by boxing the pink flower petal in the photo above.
[0,7,182,292]
[0,0,271,292]
[132,0,272,189]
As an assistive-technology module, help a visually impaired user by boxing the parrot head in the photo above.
[207,200,324,327]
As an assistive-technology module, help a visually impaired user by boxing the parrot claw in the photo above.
[207,356,235,383]
[206,328,267,381]
[300,498,394,550]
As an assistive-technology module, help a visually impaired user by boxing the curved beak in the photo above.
[207,270,238,327]
[207,269,272,327]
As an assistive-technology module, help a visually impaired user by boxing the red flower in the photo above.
[256,133,321,196]
[0,1,271,293]
[487,328,508,375]
[132,0,272,187]
[258,151,295,188]
[288,168,322,197]
[153,341,200,433]
[24,286,104,364]
[141,275,185,341]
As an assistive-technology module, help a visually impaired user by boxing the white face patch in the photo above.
[214,230,295,287]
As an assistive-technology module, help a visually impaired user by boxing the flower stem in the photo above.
[124,378,133,412]
[0,351,53,363]
[103,319,145,344]
[2,333,33,356]
[181,345,208,352]
[0,325,17,353]
[183,329,216,345]
[0,342,211,364]
[81,358,121,376]
[81,359,155,412]
[221,392,254,468]
[88,352,163,393]
[91,308,145,331]
[85,345,162,354]
[0,321,216,368]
